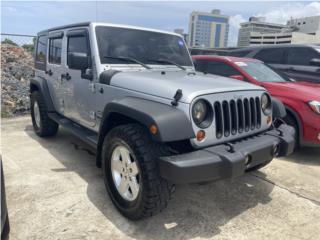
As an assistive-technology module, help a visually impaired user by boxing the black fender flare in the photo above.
[30,77,55,112]
[285,106,303,142]
[95,97,195,167]
[271,97,286,119]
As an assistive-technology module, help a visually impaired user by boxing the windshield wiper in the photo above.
[103,56,151,69]
[147,58,186,71]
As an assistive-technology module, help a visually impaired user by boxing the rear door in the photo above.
[285,47,320,83]
[46,31,65,114]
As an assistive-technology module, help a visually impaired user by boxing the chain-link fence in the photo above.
[1,33,36,53]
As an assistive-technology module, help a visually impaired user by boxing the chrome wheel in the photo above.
[34,101,41,128]
[111,145,140,201]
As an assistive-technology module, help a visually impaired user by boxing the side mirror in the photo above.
[229,75,244,81]
[68,52,90,70]
[310,58,320,66]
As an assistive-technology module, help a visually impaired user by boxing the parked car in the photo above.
[193,55,320,147]
[229,44,320,83]
[1,158,10,240]
[30,22,295,220]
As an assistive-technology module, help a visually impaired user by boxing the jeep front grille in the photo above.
[214,97,261,139]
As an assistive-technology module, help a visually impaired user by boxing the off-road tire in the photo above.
[102,124,175,220]
[30,91,59,137]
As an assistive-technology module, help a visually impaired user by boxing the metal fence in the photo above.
[1,33,36,52]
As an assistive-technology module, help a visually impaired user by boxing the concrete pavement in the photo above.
[1,116,320,240]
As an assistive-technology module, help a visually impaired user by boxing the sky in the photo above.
[1,1,320,46]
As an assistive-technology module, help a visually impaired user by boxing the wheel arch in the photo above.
[285,105,303,144]
[95,97,194,167]
[30,77,56,112]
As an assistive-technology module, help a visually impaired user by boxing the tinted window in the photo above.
[36,35,47,63]
[195,60,240,77]
[287,47,320,66]
[67,36,88,54]
[49,38,62,64]
[255,48,285,64]
[67,35,89,66]
[194,60,208,72]
[95,26,192,66]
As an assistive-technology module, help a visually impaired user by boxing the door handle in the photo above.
[45,69,53,76]
[61,73,71,81]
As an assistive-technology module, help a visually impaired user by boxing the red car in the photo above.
[192,55,320,147]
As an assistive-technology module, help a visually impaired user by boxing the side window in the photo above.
[67,36,88,55]
[36,35,47,63]
[35,35,48,70]
[194,60,208,72]
[287,47,319,66]
[255,48,285,64]
[48,37,62,64]
[195,60,241,77]
[206,61,241,77]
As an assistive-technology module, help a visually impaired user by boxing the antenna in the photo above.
[95,0,98,22]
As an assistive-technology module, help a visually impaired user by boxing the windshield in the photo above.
[236,61,288,82]
[95,26,193,67]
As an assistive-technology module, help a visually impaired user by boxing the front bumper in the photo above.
[159,124,295,184]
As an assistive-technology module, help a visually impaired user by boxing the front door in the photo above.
[63,28,96,128]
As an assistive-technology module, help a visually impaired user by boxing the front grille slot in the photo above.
[230,100,238,135]
[222,101,231,137]
[244,98,250,131]
[237,99,244,133]
[255,97,261,129]
[213,97,262,139]
[214,102,223,139]
[250,98,257,130]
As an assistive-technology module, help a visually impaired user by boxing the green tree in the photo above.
[1,38,18,46]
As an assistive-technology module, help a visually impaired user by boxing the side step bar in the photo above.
[48,113,98,149]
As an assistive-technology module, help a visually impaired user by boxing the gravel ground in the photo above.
[1,116,320,240]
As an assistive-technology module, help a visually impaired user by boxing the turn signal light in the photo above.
[267,116,272,125]
[196,130,206,141]
[149,124,158,135]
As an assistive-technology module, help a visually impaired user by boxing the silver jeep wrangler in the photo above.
[30,22,295,220]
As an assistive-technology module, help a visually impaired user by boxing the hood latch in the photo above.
[171,89,183,106]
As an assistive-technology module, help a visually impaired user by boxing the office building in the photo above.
[248,15,320,46]
[237,17,287,47]
[188,9,229,48]
[287,15,320,34]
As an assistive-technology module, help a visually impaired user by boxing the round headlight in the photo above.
[261,93,272,115]
[192,99,213,128]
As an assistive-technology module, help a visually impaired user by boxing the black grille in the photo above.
[214,97,261,139]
